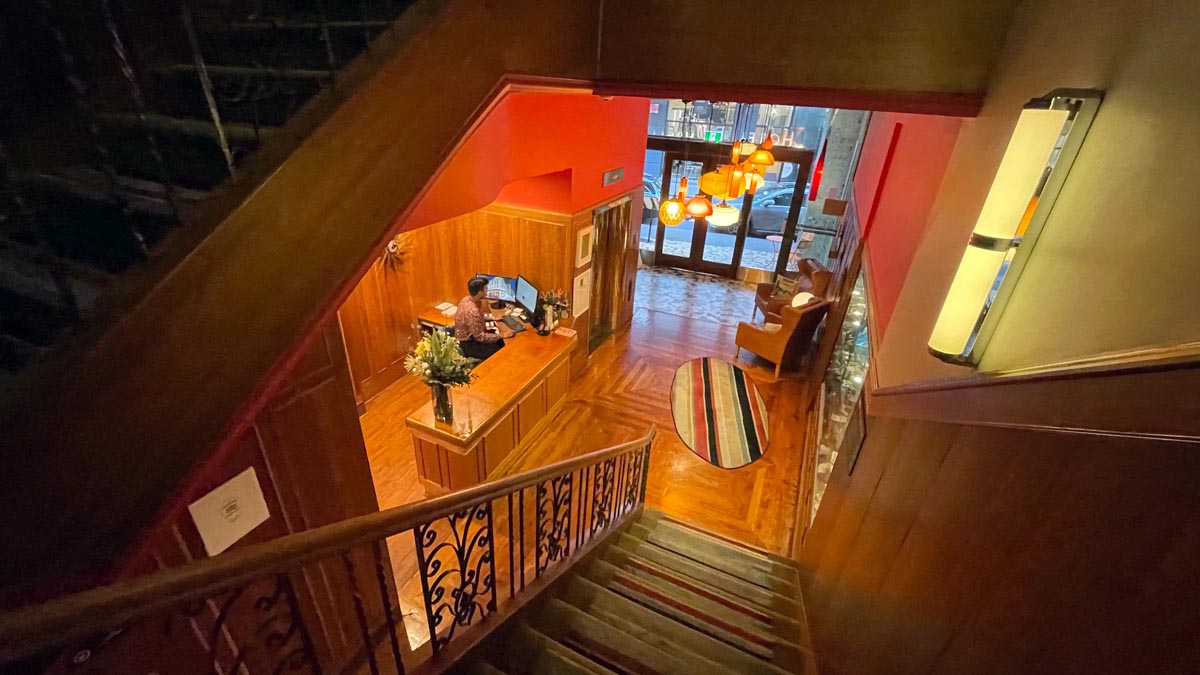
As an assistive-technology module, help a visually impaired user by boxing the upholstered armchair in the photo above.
[753,258,833,322]
[736,298,831,377]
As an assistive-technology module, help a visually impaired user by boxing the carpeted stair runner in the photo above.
[450,509,816,674]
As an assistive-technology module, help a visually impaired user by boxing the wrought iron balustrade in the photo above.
[0,430,655,675]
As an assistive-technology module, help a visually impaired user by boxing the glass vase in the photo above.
[430,383,453,424]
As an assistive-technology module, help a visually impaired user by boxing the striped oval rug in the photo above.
[670,358,769,469]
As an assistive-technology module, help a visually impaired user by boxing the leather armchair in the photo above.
[736,298,831,378]
[753,258,832,322]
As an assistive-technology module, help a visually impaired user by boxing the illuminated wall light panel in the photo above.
[929,89,1103,365]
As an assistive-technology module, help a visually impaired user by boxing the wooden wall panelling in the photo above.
[57,323,399,673]
[801,411,1200,675]
[484,413,518,476]
[443,447,479,491]
[338,204,574,405]
[252,322,401,667]
[416,437,442,486]
[569,208,593,375]
[517,381,549,441]
[546,360,569,410]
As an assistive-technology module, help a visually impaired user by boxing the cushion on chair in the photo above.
[791,292,815,308]
[773,275,799,296]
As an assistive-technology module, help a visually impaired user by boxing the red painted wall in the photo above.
[853,112,961,338]
[494,169,573,213]
[404,92,649,229]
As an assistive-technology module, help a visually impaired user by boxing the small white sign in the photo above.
[188,467,270,556]
[573,269,591,318]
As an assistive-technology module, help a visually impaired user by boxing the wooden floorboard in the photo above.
[357,295,815,648]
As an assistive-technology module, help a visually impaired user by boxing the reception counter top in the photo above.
[405,330,575,493]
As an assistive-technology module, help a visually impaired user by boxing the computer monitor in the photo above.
[515,275,539,313]
[478,274,516,303]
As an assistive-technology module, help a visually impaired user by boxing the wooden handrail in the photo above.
[0,429,655,663]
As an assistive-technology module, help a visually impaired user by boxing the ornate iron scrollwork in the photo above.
[590,457,619,535]
[413,501,496,654]
[536,472,573,576]
[624,448,646,513]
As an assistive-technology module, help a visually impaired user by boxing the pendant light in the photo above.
[685,193,713,219]
[700,164,745,202]
[744,170,765,194]
[745,132,776,168]
[708,202,740,227]
[743,132,775,195]
[658,177,687,226]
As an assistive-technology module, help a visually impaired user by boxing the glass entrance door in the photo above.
[653,154,743,277]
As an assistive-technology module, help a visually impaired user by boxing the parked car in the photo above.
[746,184,812,237]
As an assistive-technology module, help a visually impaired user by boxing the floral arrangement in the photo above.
[404,330,476,387]
[539,289,571,319]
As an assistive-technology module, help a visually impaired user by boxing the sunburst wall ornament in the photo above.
[382,235,408,272]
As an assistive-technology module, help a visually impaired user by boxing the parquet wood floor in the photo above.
[361,307,813,552]
[357,302,815,648]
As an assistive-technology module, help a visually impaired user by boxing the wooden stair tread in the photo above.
[95,112,270,144]
[601,544,803,630]
[506,622,616,675]
[0,246,101,313]
[608,532,802,618]
[152,63,332,81]
[627,522,799,590]
[640,510,799,568]
[578,557,776,661]
[23,170,198,219]
[225,18,394,31]
[537,598,713,675]
[563,575,794,675]
[583,557,802,647]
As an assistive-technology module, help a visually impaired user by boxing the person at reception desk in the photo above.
[456,275,514,360]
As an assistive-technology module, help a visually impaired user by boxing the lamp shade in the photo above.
[698,168,729,197]
[744,169,765,194]
[658,196,685,226]
[745,133,775,168]
[699,164,745,201]
[707,203,740,227]
[928,104,1075,363]
[684,194,713,218]
[658,177,688,226]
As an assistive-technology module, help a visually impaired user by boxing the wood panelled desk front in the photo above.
[405,330,574,494]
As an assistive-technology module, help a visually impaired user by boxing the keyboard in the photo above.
[502,315,525,332]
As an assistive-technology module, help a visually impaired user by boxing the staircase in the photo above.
[0,432,822,674]
[453,510,816,675]
[0,0,414,377]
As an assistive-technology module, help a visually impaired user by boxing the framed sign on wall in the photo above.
[573,269,591,318]
[575,225,594,268]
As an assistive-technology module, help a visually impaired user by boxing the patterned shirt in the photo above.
[455,296,500,343]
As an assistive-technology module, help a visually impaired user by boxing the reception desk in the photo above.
[406,331,575,494]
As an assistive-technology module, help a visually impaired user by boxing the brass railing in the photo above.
[0,429,655,674]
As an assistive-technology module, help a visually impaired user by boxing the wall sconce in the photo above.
[928,89,1103,365]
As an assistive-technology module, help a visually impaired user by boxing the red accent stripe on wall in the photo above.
[863,122,903,241]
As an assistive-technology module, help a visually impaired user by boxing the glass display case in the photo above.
[812,269,869,519]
